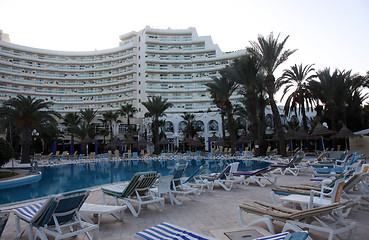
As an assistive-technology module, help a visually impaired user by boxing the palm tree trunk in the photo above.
[221,112,226,138]
[153,119,160,153]
[301,103,309,133]
[21,127,32,163]
[225,104,237,152]
[266,74,287,157]
[127,116,131,135]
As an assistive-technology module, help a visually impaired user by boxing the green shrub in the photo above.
[0,139,14,167]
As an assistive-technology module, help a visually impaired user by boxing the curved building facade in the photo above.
[0,27,246,147]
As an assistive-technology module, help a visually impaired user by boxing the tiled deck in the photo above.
[2,168,368,239]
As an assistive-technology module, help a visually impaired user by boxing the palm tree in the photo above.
[247,32,297,156]
[277,64,316,133]
[119,103,138,136]
[99,111,119,141]
[226,55,268,154]
[309,68,359,132]
[62,112,81,148]
[142,96,173,153]
[79,108,97,139]
[0,95,60,163]
[205,72,238,151]
[181,113,197,138]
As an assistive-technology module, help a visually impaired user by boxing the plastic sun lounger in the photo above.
[238,200,356,240]
[170,163,199,205]
[101,171,164,217]
[134,222,309,240]
[234,167,277,187]
[12,190,98,240]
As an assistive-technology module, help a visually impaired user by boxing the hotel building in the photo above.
[0,27,249,148]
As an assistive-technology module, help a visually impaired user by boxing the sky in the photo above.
[0,0,368,83]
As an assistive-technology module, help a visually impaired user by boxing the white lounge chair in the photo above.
[134,222,309,240]
[238,200,355,240]
[197,164,242,191]
[12,190,98,240]
[101,171,164,217]
[170,163,199,205]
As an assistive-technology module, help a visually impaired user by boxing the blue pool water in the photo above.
[0,159,270,205]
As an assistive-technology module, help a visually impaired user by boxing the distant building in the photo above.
[0,27,311,149]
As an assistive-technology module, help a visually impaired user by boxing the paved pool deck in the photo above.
[1,167,368,240]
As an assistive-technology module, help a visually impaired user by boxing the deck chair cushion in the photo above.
[13,197,54,224]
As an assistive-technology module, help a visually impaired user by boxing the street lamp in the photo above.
[31,129,39,174]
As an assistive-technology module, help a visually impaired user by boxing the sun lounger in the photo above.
[238,200,356,240]
[0,211,9,238]
[234,167,277,187]
[134,222,309,240]
[12,190,98,240]
[170,163,199,205]
[278,178,345,210]
[182,165,213,192]
[198,164,242,191]
[79,202,126,226]
[101,171,164,217]
[270,153,305,176]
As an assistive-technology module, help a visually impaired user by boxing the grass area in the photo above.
[0,171,18,179]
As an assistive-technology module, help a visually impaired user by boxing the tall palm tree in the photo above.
[205,72,238,151]
[0,95,60,163]
[277,64,316,133]
[309,68,357,132]
[181,113,196,138]
[62,112,81,146]
[119,103,138,136]
[79,108,97,139]
[99,111,119,141]
[226,55,268,154]
[247,32,297,156]
[142,96,173,153]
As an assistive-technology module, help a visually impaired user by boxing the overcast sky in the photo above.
[1,0,368,78]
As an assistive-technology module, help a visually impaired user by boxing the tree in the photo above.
[0,95,60,163]
[0,139,14,167]
[62,112,81,146]
[142,96,173,153]
[277,64,316,133]
[79,108,97,139]
[99,111,119,141]
[226,55,268,155]
[119,103,138,136]
[309,68,351,132]
[205,72,238,151]
[181,113,197,138]
[247,32,297,156]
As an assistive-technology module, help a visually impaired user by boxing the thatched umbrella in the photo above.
[293,128,309,149]
[158,137,170,152]
[294,128,309,140]
[208,133,220,142]
[310,122,337,150]
[107,138,120,148]
[331,124,360,150]
[137,137,149,147]
[214,138,228,147]
[123,136,137,151]
[188,137,204,151]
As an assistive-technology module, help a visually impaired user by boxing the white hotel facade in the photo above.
[0,27,250,148]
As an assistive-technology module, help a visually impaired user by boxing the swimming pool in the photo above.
[0,159,270,205]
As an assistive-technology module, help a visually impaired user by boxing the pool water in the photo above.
[0,159,270,205]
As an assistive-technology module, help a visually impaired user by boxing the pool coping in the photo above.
[0,172,42,190]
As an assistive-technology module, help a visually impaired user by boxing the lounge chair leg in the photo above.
[238,207,275,234]
[124,200,139,217]
[35,229,48,240]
